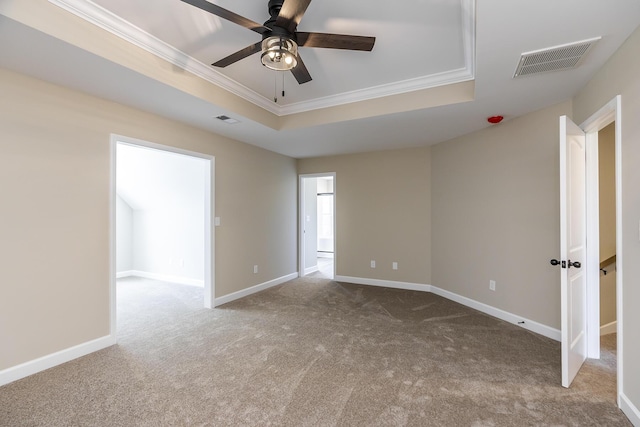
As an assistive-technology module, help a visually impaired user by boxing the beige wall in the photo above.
[598,123,616,327]
[0,68,297,370]
[598,123,616,260]
[599,269,617,328]
[431,101,572,329]
[298,147,431,284]
[573,24,640,415]
[2,3,638,414]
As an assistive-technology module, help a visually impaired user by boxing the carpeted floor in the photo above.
[0,276,628,426]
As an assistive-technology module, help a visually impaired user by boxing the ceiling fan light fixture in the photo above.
[261,36,298,71]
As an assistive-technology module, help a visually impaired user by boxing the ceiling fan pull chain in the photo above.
[274,73,278,103]
[282,72,286,98]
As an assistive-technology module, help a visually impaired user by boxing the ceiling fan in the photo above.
[180,0,376,84]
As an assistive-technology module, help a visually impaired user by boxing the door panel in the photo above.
[560,115,587,388]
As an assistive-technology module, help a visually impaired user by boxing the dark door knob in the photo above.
[550,259,568,268]
[568,260,581,268]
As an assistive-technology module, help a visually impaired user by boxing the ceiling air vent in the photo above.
[216,115,239,124]
[513,37,601,78]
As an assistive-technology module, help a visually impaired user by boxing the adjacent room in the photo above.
[300,174,335,280]
[1,0,639,425]
[116,142,208,288]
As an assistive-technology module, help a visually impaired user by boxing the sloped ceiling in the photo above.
[117,143,207,211]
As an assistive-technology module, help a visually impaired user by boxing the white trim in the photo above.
[299,173,336,280]
[620,393,640,427]
[48,0,476,117]
[334,275,561,341]
[585,130,601,358]
[461,0,476,78]
[304,266,319,275]
[203,157,215,308]
[128,270,204,287]
[113,134,216,161]
[277,68,474,116]
[335,275,432,293]
[116,270,134,279]
[110,134,215,311]
[318,252,334,259]
[578,95,623,405]
[614,97,623,408]
[214,273,298,307]
[600,321,617,336]
[430,286,560,341]
[0,335,115,387]
[335,276,560,341]
[109,139,117,339]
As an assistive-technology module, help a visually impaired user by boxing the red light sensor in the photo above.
[487,115,504,124]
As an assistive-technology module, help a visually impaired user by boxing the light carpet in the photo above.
[0,276,628,426]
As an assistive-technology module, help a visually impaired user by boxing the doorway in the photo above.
[110,135,215,338]
[597,123,617,341]
[565,96,622,403]
[299,173,336,279]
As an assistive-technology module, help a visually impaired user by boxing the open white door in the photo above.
[558,116,587,388]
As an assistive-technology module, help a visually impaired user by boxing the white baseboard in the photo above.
[116,270,133,279]
[429,285,560,341]
[129,270,204,287]
[318,252,334,259]
[620,393,640,427]
[335,275,432,293]
[334,276,560,342]
[0,335,115,387]
[304,265,319,275]
[214,273,298,307]
[600,320,617,336]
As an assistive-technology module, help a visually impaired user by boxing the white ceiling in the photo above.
[1,1,639,158]
[87,0,472,109]
[117,142,207,211]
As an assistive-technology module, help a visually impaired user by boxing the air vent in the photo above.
[216,115,239,124]
[513,37,601,78]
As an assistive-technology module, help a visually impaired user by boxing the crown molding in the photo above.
[48,0,276,111]
[49,0,476,117]
[278,67,474,115]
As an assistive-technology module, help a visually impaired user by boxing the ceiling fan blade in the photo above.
[297,32,375,51]
[291,55,312,84]
[180,0,270,35]
[212,42,262,67]
[276,0,312,33]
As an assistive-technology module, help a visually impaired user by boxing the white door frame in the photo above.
[298,173,336,278]
[109,134,216,339]
[579,95,622,403]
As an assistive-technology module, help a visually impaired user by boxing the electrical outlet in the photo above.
[392,262,398,270]
[253,265,258,274]
[370,260,376,268]
[489,280,496,291]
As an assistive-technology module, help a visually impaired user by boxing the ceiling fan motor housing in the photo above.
[260,0,298,71]
[264,0,296,42]
[267,0,285,18]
